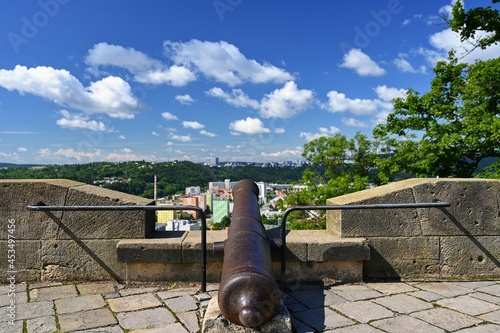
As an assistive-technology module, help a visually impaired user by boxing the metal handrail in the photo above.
[27,204,208,292]
[279,201,452,284]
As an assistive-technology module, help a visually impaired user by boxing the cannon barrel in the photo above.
[217,179,280,327]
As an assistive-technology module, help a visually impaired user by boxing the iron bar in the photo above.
[279,201,452,285]
[27,204,207,292]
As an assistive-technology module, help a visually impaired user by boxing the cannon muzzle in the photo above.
[217,179,280,327]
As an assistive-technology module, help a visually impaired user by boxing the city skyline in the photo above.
[1,1,499,165]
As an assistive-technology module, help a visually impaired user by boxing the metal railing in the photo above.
[28,200,452,292]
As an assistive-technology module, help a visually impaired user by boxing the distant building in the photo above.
[185,186,201,195]
[256,181,267,205]
[210,156,219,166]
[212,199,230,223]
[182,196,199,218]
[156,203,177,223]
[164,220,200,231]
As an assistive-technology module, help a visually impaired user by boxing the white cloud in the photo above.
[56,110,109,131]
[206,87,260,109]
[393,57,426,74]
[260,81,314,118]
[341,117,368,128]
[0,65,141,119]
[175,94,194,104]
[300,126,341,142]
[374,85,407,101]
[161,112,178,121]
[118,135,126,139]
[229,117,271,135]
[86,42,196,86]
[341,49,386,76]
[164,39,294,86]
[17,147,27,152]
[200,130,216,137]
[274,128,285,134]
[151,131,160,136]
[169,133,192,142]
[326,91,378,115]
[182,121,204,130]
[261,149,302,158]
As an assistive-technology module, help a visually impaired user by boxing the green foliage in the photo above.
[374,54,500,179]
[220,215,231,228]
[451,0,500,49]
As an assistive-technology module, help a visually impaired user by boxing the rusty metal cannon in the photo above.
[217,179,280,328]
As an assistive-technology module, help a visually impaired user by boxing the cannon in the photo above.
[217,179,280,328]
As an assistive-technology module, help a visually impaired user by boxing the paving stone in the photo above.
[451,281,498,290]
[73,325,124,333]
[28,282,62,290]
[116,307,176,330]
[477,284,500,297]
[193,293,211,302]
[329,284,383,301]
[58,308,117,332]
[130,322,189,332]
[103,291,121,299]
[30,284,78,301]
[177,311,200,333]
[293,307,354,331]
[291,289,347,309]
[437,295,500,316]
[287,302,308,313]
[373,294,433,314]
[414,282,472,297]
[108,293,162,312]
[332,300,394,323]
[157,288,198,300]
[119,287,159,296]
[365,282,418,294]
[371,315,445,333]
[55,294,106,314]
[412,307,483,331]
[291,317,316,333]
[164,295,198,313]
[324,324,385,333]
[470,292,500,305]
[479,309,500,325]
[0,292,27,308]
[0,320,23,333]
[26,315,57,333]
[408,290,445,302]
[454,324,500,332]
[14,300,55,320]
[77,282,116,295]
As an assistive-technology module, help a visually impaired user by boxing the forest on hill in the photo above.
[0,161,306,198]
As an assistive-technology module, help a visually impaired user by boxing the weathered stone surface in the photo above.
[373,294,433,314]
[12,300,55,320]
[371,315,444,333]
[412,307,482,331]
[436,295,500,316]
[55,294,106,314]
[76,282,116,295]
[202,297,292,333]
[329,284,383,302]
[280,261,362,283]
[414,282,473,298]
[0,240,41,281]
[182,230,226,262]
[293,307,353,331]
[58,308,117,332]
[116,307,176,330]
[333,300,394,323]
[117,238,184,263]
[30,285,78,301]
[0,319,23,333]
[178,311,200,333]
[40,239,125,281]
[440,236,500,279]
[125,262,224,283]
[107,293,162,312]
[26,315,58,333]
[164,295,198,313]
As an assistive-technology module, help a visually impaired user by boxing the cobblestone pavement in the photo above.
[1,280,500,332]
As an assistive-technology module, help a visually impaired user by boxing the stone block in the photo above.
[125,262,223,283]
[363,237,440,280]
[61,184,153,239]
[440,236,500,279]
[326,182,422,237]
[278,230,308,262]
[117,238,184,263]
[182,230,227,263]
[40,240,125,281]
[0,240,41,281]
[413,179,500,236]
[279,261,362,283]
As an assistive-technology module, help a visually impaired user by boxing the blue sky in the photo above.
[0,0,499,164]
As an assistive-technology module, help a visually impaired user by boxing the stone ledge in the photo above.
[116,230,370,264]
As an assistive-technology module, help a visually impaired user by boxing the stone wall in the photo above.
[0,180,154,282]
[327,178,500,280]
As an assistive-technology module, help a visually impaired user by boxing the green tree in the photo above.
[451,0,500,49]
[374,54,500,179]
[220,215,231,228]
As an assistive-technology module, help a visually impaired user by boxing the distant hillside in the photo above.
[0,161,305,198]
[0,163,46,169]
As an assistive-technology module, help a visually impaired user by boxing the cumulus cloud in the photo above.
[118,135,126,139]
[341,117,368,128]
[393,57,426,74]
[56,110,110,131]
[175,94,194,104]
[341,49,386,76]
[261,149,302,158]
[229,117,271,135]
[326,91,378,115]
[86,42,196,86]
[161,112,178,121]
[300,126,341,142]
[17,147,27,152]
[0,65,141,119]
[206,87,260,109]
[374,85,407,101]
[164,39,294,86]
[200,130,217,137]
[151,132,160,136]
[260,81,314,118]
[169,133,192,142]
[182,121,204,130]
[274,128,285,134]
